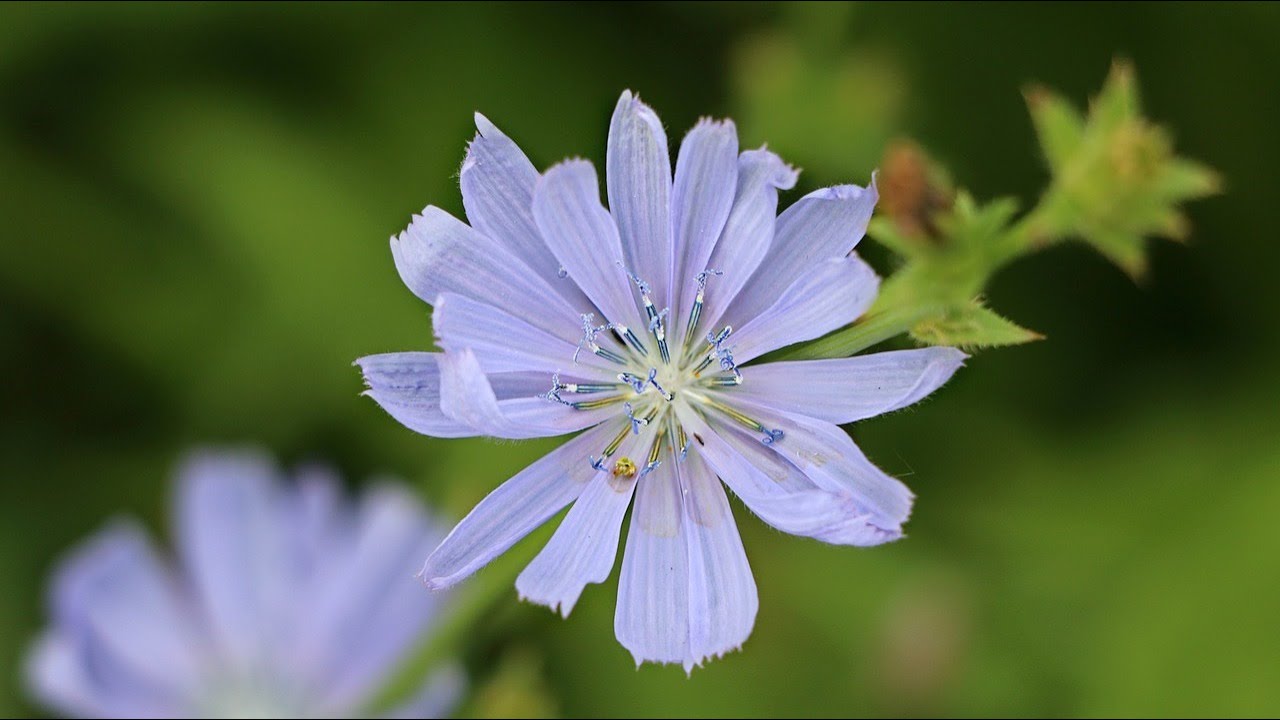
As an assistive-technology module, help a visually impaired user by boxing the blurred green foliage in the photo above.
[785,61,1219,358]
[1025,62,1221,278]
[2,2,1278,717]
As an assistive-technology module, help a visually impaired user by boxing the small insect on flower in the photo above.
[357,91,966,672]
[24,449,463,718]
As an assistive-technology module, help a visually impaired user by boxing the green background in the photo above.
[2,2,1277,716]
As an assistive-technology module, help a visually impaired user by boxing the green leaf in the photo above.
[1025,85,1086,174]
[910,301,1043,349]
[1156,158,1223,202]
[1090,59,1140,132]
[1023,60,1221,279]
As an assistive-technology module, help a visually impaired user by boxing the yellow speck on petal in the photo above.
[612,457,637,478]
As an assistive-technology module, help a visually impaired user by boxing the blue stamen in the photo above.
[616,324,649,356]
[717,347,742,383]
[574,313,626,365]
[618,372,648,394]
[624,402,648,435]
[706,375,742,387]
[570,395,625,411]
[648,307,669,334]
[590,456,607,471]
[638,459,661,478]
[564,382,618,394]
[572,314,598,364]
[645,368,673,401]
[695,269,723,289]
[686,269,723,345]
[699,325,741,381]
[617,261,651,296]
[697,393,784,447]
[541,372,572,406]
[650,306,671,363]
[618,261,671,363]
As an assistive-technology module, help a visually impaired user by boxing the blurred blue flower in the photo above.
[358,91,965,671]
[25,449,461,718]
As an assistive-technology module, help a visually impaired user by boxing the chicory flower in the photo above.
[359,91,964,671]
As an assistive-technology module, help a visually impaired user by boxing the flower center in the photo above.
[544,266,784,476]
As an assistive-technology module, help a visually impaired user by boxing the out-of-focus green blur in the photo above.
[2,3,1277,716]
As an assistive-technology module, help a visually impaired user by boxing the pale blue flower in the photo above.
[358,91,965,671]
[25,449,461,718]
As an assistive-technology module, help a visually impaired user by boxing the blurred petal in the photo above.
[727,347,967,424]
[26,631,191,719]
[302,484,445,710]
[729,255,879,363]
[433,292,616,379]
[670,119,738,333]
[355,352,478,438]
[532,159,646,331]
[615,456,689,667]
[724,180,878,329]
[461,113,592,310]
[391,206,580,340]
[607,91,674,308]
[419,420,625,590]
[699,147,799,333]
[437,349,612,439]
[25,632,101,719]
[175,450,292,667]
[278,466,347,607]
[39,523,202,717]
[516,446,639,616]
[681,451,757,670]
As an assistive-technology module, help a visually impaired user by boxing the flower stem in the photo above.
[770,302,944,361]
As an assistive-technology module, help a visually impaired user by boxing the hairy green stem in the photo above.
[770,302,944,362]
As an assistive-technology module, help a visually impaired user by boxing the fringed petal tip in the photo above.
[515,589,576,619]
[389,205,429,246]
[415,562,455,595]
[685,642,748,675]
[624,642,749,676]
[688,116,737,135]
[838,519,905,547]
[613,90,667,134]
[352,358,377,388]
[743,146,800,190]
[877,346,967,417]
[538,157,597,184]
[473,111,501,138]
[461,113,511,179]
[807,182,875,202]
[860,494,914,544]
[795,502,907,547]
